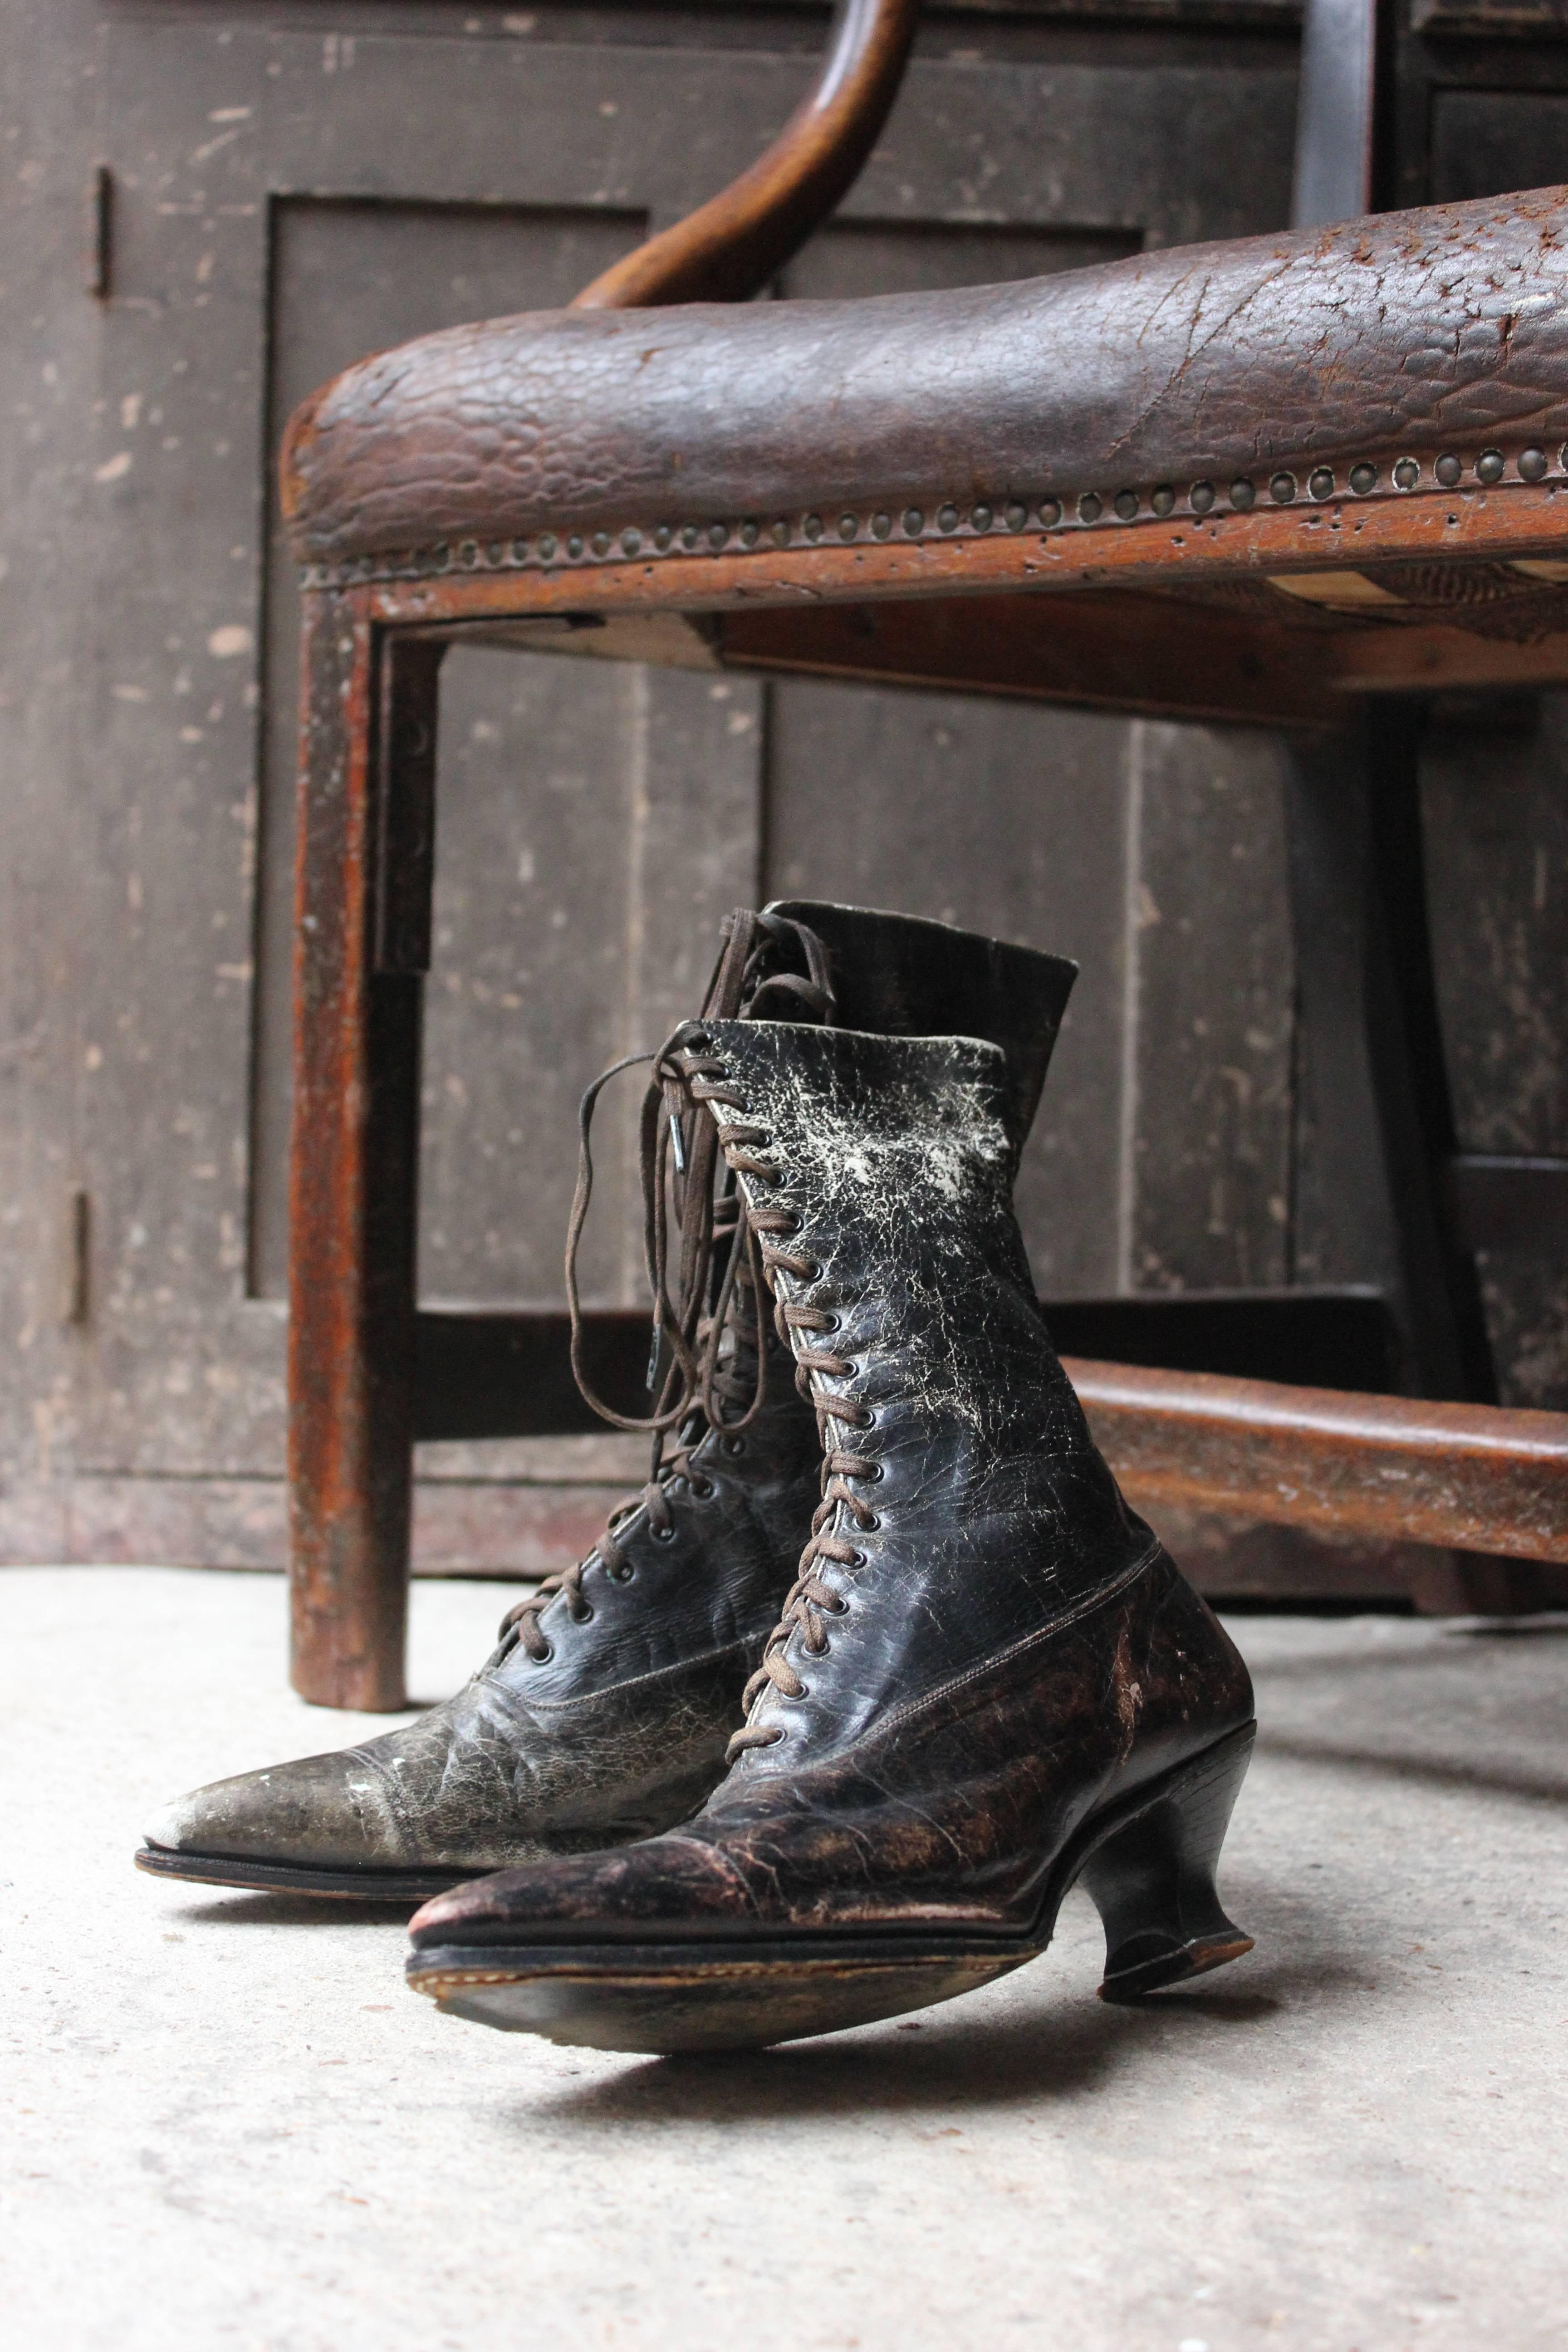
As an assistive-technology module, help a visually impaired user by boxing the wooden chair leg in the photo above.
[1284,720,1494,1404]
[287,596,441,1710]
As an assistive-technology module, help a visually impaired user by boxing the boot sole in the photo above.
[134,1845,470,1901]
[406,1722,1256,2052]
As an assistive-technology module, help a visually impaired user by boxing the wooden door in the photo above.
[5,0,1306,1563]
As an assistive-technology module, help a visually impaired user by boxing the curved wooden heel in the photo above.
[1078,1724,1256,2004]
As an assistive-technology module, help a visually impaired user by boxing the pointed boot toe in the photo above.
[406,1833,1017,2055]
[134,1747,455,1900]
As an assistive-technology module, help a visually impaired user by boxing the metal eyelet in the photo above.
[689,1476,717,1501]
[721,1433,747,1457]
[859,1513,880,1533]
[652,1522,678,1544]
[861,1461,885,1483]
[606,1561,635,1583]
[530,1641,554,1663]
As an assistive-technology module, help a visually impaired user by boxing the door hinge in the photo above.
[64,1188,91,1327]
[86,164,112,299]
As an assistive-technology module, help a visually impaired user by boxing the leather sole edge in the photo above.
[134,1845,470,1902]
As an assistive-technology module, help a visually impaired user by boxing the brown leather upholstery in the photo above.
[283,187,1568,573]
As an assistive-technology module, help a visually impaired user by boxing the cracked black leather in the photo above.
[412,1026,1253,1950]
[764,898,1072,1160]
[283,187,1568,564]
[143,911,1075,1879]
[146,1355,823,1872]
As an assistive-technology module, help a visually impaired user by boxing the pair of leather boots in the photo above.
[139,900,1255,2054]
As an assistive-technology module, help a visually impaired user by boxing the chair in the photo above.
[279,0,1568,1708]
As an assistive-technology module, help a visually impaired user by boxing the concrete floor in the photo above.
[4,1567,1566,2352]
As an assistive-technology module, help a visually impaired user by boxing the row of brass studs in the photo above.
[303,444,1561,588]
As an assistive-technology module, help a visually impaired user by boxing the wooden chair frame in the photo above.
[285,0,1568,1708]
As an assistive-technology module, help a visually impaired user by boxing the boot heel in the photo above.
[1078,1724,1255,2004]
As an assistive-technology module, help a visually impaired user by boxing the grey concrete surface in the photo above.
[3,1566,1565,2352]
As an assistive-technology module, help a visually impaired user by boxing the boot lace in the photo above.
[497,909,833,1666]
[691,1067,885,1758]
[496,1275,773,1662]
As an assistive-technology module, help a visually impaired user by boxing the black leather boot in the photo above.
[407,1018,1255,2046]
[136,908,1075,1899]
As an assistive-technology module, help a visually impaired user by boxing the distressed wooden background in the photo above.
[0,0,1563,1585]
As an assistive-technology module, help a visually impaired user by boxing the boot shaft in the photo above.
[696,1017,1155,1758]
[760,899,1076,1162]
[626,898,1075,1448]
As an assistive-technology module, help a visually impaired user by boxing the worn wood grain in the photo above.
[1068,1356,1568,1562]
[573,0,920,307]
[1424,695,1568,1410]
[287,593,421,1707]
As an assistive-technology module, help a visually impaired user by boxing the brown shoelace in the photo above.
[725,1303,882,1754]
[676,1060,885,1758]
[497,1273,770,1663]
[500,910,833,1666]
[564,907,833,1443]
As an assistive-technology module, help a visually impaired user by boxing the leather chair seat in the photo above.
[282,186,1568,578]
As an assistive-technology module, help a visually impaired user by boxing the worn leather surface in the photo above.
[765,899,1074,1161]
[412,1025,1253,1950]
[284,187,1568,564]
[146,1357,823,1872]
[412,1553,1251,1940]
[146,910,1074,1877]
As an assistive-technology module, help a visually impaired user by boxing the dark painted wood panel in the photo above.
[1424,708,1568,1167]
[1424,698,1568,1408]
[1127,723,1295,1294]
[416,652,764,1308]
[1429,89,1568,204]
[13,2,1306,1493]
[252,197,647,1303]
[844,49,1296,248]
[256,194,763,1317]
[0,0,100,1491]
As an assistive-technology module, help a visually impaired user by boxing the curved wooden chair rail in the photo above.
[571,0,919,309]
[1063,1360,1568,1566]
